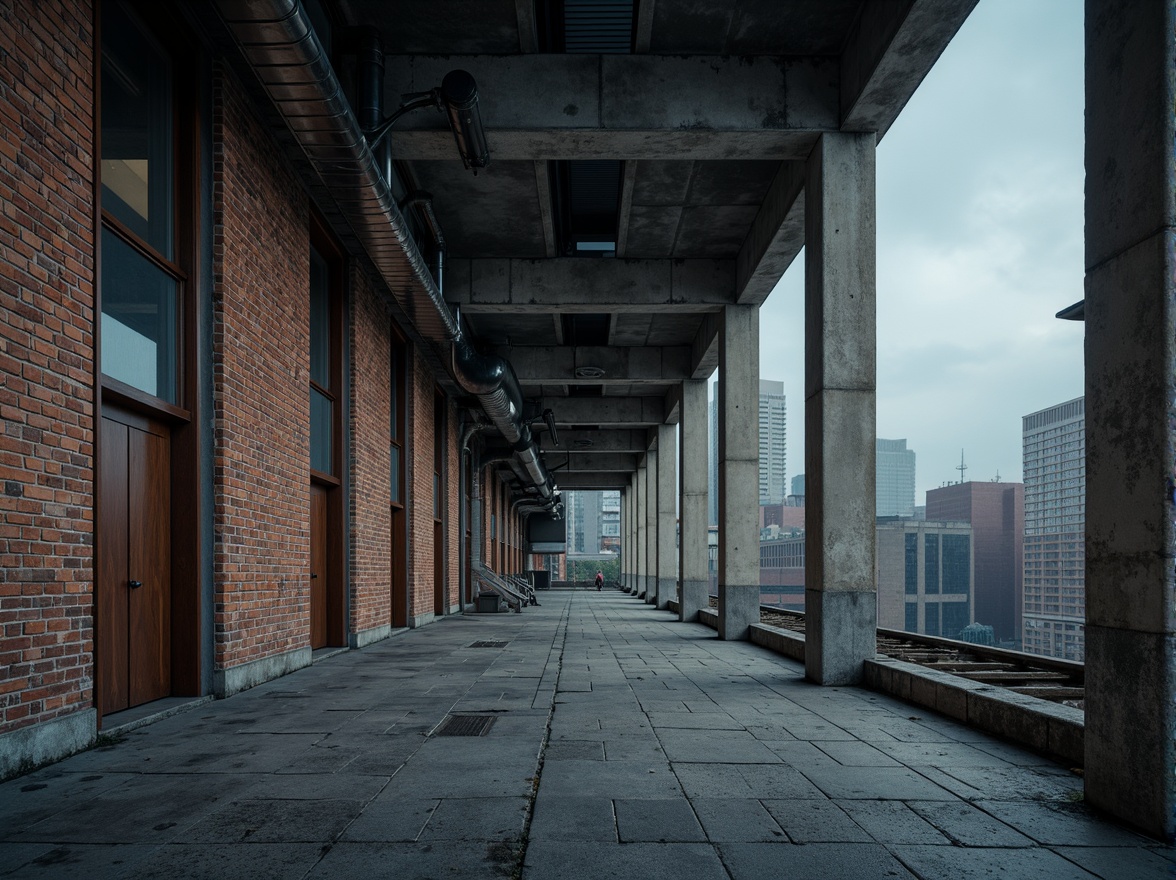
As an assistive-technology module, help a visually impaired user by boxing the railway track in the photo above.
[756,606,1085,709]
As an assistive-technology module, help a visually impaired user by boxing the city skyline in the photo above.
[752,0,1085,502]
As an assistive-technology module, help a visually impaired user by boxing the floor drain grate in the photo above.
[468,640,510,648]
[434,714,497,737]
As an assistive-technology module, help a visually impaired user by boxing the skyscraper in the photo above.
[1022,397,1085,661]
[926,481,1024,645]
[876,519,974,638]
[758,380,787,504]
[876,438,916,517]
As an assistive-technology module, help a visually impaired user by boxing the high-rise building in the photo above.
[600,490,621,552]
[759,380,787,504]
[926,482,1024,646]
[711,381,787,520]
[791,473,805,500]
[566,490,604,555]
[876,438,917,517]
[1022,397,1085,661]
[876,518,974,638]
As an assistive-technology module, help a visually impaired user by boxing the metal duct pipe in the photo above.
[216,0,556,507]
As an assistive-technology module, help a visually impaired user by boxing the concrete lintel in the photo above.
[383,55,838,156]
[689,312,722,379]
[493,345,692,385]
[541,396,665,427]
[840,0,979,138]
[455,258,734,313]
[550,475,635,487]
[545,452,638,473]
[546,429,652,454]
[736,160,806,305]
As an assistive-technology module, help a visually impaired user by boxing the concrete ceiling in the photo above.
[328,0,978,490]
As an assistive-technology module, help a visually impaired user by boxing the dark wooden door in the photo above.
[391,506,406,628]
[98,414,171,716]
[310,483,328,648]
[434,520,444,616]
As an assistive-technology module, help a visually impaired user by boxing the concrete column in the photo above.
[621,486,629,590]
[1084,0,1176,841]
[679,379,709,621]
[804,131,877,685]
[717,304,760,640]
[656,423,678,609]
[643,447,658,602]
[634,463,645,595]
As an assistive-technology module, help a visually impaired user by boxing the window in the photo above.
[924,533,940,594]
[100,0,185,405]
[309,244,338,476]
[905,602,918,633]
[941,534,970,595]
[924,601,940,636]
[904,533,917,595]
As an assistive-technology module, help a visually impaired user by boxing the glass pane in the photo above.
[309,247,330,388]
[101,1,172,258]
[310,387,332,473]
[390,444,400,503]
[101,226,177,402]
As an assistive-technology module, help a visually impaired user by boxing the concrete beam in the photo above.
[543,429,651,454]
[494,346,691,385]
[840,0,978,137]
[689,312,722,379]
[541,396,665,427]
[736,160,806,305]
[547,453,638,473]
[449,258,734,313]
[383,55,838,160]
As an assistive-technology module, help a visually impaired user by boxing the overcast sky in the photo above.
[745,0,1086,503]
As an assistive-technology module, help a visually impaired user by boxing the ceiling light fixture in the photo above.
[574,365,606,379]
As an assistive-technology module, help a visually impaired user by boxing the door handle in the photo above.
[310,574,318,580]
[128,580,143,589]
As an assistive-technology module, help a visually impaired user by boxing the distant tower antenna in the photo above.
[992,469,1001,483]
[956,450,967,484]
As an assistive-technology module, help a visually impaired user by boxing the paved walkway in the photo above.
[1,591,1172,879]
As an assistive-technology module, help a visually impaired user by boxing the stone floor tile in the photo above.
[907,800,1035,847]
[735,764,828,800]
[815,740,903,767]
[539,759,681,799]
[338,796,439,842]
[761,799,873,843]
[614,798,706,843]
[933,766,1083,802]
[837,800,951,845]
[799,765,958,801]
[673,763,755,799]
[523,841,728,879]
[718,842,916,880]
[528,795,617,842]
[975,801,1156,847]
[657,728,780,763]
[180,798,366,844]
[418,796,529,842]
[890,845,1099,879]
[1051,846,1176,879]
[690,798,788,843]
[307,841,518,878]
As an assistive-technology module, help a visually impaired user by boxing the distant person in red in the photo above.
[594,570,604,591]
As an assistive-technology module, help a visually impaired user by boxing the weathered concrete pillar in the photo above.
[643,446,658,602]
[621,485,630,590]
[656,423,678,609]
[717,304,760,640]
[634,463,645,595]
[679,379,709,621]
[1084,0,1176,841]
[804,131,877,686]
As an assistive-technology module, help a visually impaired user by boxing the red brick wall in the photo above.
[446,397,460,607]
[407,344,435,620]
[0,0,96,736]
[211,67,311,669]
[348,269,391,633]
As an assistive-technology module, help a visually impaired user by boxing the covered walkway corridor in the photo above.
[1,591,1169,879]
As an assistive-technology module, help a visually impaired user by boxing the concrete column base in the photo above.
[1084,624,1176,840]
[718,584,759,640]
[655,576,675,610]
[804,589,877,685]
[679,578,708,622]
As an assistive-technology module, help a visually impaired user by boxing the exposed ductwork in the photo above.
[214,0,559,510]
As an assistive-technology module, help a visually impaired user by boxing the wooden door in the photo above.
[310,484,328,648]
[391,506,406,628]
[434,520,444,616]
[98,414,171,716]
